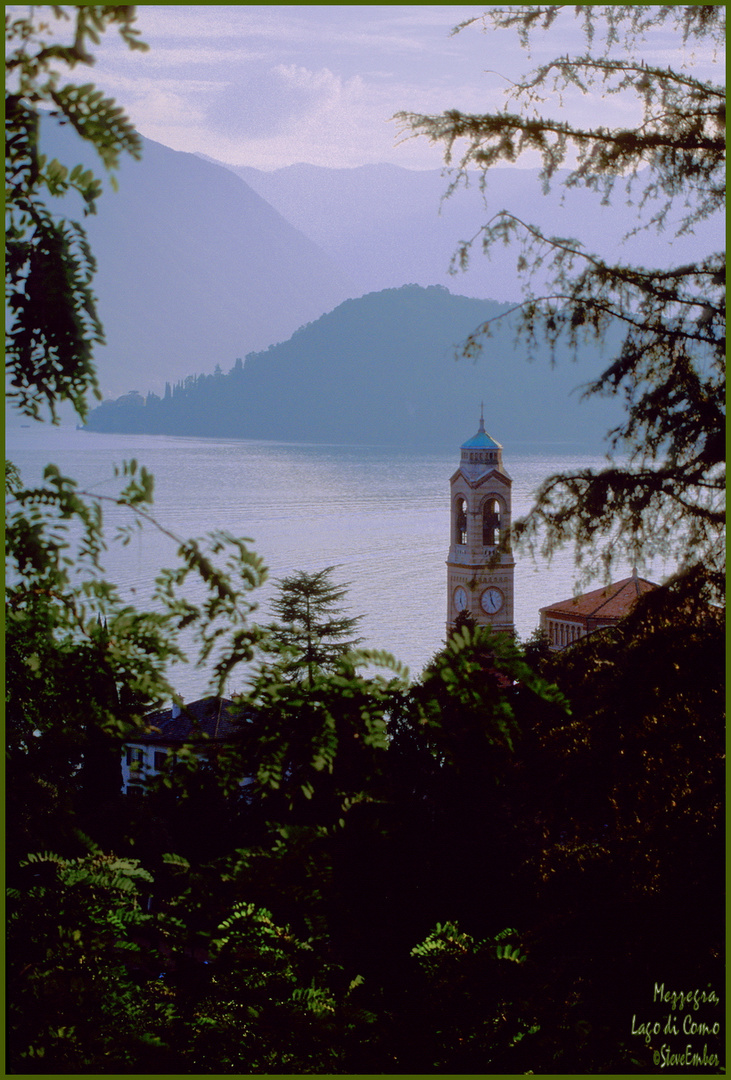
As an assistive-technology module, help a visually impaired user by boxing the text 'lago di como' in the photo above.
[630,983,722,1069]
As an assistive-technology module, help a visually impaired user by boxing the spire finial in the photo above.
[479,401,485,431]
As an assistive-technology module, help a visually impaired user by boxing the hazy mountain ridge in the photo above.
[19,124,716,420]
[85,284,622,449]
[212,158,721,302]
[31,125,357,402]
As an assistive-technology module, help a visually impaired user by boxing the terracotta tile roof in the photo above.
[137,696,250,745]
[540,574,658,622]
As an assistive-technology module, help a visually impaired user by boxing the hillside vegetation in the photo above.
[86,284,622,447]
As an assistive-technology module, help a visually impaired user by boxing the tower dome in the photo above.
[460,408,501,451]
[458,405,507,477]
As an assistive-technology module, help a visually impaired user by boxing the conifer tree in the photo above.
[397,5,725,598]
[267,566,363,684]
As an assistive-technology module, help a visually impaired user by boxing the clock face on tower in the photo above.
[454,586,468,611]
[480,586,504,614]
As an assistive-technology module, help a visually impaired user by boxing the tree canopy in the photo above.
[397,4,725,596]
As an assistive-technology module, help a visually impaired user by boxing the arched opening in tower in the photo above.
[483,499,501,546]
[455,497,468,545]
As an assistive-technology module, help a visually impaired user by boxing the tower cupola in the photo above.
[459,404,507,478]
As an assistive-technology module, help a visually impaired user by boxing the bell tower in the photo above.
[446,408,515,635]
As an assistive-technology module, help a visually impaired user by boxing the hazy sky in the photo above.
[17,5,724,171]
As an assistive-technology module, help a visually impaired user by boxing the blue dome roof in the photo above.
[461,428,500,450]
[461,410,501,450]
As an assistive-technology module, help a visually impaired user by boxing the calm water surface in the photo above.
[7,427,656,698]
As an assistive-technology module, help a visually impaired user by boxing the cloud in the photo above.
[49,5,721,172]
[136,87,208,128]
[209,62,364,142]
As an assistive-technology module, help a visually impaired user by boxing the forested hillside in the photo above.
[85,284,622,447]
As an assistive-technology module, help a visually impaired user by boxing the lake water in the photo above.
[7,426,658,698]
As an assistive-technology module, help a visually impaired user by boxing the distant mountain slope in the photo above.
[86,284,622,449]
[220,160,721,302]
[35,125,356,400]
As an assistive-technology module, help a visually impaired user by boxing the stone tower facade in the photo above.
[446,410,515,635]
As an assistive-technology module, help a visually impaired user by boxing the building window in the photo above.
[483,498,501,546]
[455,497,468,545]
[126,746,144,770]
[154,750,167,771]
[546,621,582,648]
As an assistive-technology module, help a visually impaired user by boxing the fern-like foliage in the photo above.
[6,5,147,421]
[7,847,179,1071]
[408,920,536,1070]
[413,622,568,772]
[411,920,526,972]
